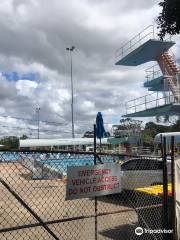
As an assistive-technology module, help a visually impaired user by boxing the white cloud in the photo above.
[16,80,38,97]
[0,0,179,138]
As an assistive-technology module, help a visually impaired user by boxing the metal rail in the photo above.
[125,91,177,114]
[115,25,155,59]
[145,64,162,81]
[0,204,163,234]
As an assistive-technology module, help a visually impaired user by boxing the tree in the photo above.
[157,0,180,39]
[83,131,94,138]
[142,132,154,146]
[20,134,28,140]
[0,136,19,149]
[112,118,142,137]
[171,119,180,132]
[142,121,171,146]
[83,131,110,138]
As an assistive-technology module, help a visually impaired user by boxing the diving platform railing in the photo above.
[145,56,180,82]
[125,91,180,116]
[145,64,162,82]
[115,25,155,60]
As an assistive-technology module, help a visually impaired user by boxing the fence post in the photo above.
[171,136,177,240]
[93,124,97,240]
[162,136,169,239]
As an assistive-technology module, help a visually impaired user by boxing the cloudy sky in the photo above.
[0,0,179,138]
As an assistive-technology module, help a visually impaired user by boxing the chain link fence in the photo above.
[0,151,164,240]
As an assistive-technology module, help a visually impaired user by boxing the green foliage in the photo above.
[0,136,19,149]
[142,132,154,146]
[20,134,28,140]
[83,131,94,138]
[83,131,110,138]
[0,135,28,149]
[142,120,180,146]
[171,120,180,132]
[157,0,180,39]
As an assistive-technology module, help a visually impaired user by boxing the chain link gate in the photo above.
[0,150,164,240]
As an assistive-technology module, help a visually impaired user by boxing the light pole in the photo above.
[36,107,40,139]
[66,46,75,138]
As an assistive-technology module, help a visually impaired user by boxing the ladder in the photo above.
[157,51,180,102]
[166,75,180,101]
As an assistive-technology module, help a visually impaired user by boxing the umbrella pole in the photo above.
[94,124,97,164]
[100,138,101,153]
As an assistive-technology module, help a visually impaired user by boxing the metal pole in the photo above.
[66,46,75,138]
[93,124,97,240]
[38,109,40,139]
[171,136,177,239]
[162,136,169,238]
[153,25,155,39]
[36,108,40,139]
[94,124,97,165]
[70,51,74,138]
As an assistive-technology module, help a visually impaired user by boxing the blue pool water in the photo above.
[1,152,115,174]
[40,156,114,174]
[0,153,20,161]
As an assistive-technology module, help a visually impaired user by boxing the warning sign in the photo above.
[66,163,122,200]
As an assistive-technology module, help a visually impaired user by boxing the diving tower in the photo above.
[108,120,142,145]
[115,25,180,117]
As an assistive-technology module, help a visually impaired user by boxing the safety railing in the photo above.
[144,54,180,84]
[145,64,162,82]
[125,91,178,115]
[115,25,156,60]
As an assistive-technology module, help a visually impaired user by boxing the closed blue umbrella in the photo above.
[96,112,106,151]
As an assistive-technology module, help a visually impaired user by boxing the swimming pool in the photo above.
[40,155,114,174]
[0,152,20,161]
[0,152,116,175]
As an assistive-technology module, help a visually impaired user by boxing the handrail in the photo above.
[127,96,168,109]
[145,64,162,81]
[146,64,159,72]
[115,25,155,59]
[125,91,179,115]
[115,25,154,53]
[127,92,155,103]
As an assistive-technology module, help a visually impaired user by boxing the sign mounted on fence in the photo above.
[66,163,122,200]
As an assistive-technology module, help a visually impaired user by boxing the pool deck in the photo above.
[0,162,137,240]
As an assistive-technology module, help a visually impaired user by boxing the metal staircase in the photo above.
[157,50,180,101]
[158,51,180,74]
[166,75,180,102]
[115,25,180,117]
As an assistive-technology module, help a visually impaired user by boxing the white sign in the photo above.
[66,163,122,200]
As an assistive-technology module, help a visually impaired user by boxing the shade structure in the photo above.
[96,112,106,139]
[19,138,109,148]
